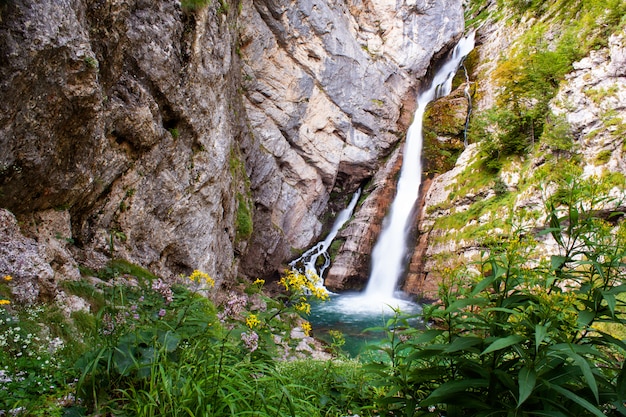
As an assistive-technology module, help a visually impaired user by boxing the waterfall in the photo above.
[365,32,476,301]
[290,189,361,285]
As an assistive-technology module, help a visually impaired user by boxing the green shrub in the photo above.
[367,177,626,416]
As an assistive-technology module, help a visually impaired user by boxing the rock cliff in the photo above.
[238,0,464,279]
[409,2,626,299]
[0,0,465,302]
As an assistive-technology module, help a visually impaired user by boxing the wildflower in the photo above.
[253,278,265,286]
[100,313,115,335]
[295,300,311,315]
[3,275,12,282]
[0,300,10,306]
[246,314,260,328]
[328,330,345,347]
[301,321,312,336]
[241,331,259,352]
[218,292,248,322]
[310,285,330,301]
[152,279,173,304]
[189,270,215,287]
[158,309,167,318]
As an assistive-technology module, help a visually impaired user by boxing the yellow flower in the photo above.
[3,275,12,282]
[0,300,10,305]
[189,270,215,287]
[253,278,265,286]
[310,285,330,301]
[295,301,311,315]
[246,314,260,328]
[301,321,312,336]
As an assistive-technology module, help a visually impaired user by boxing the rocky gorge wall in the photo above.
[237,0,464,280]
[405,1,626,299]
[0,0,465,304]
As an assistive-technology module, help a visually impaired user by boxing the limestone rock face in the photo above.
[552,32,626,179]
[0,0,245,289]
[239,0,465,279]
[412,18,626,300]
[0,209,54,304]
[0,0,465,303]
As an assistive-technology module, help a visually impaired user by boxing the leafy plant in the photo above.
[368,178,626,416]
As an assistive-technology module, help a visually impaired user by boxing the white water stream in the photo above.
[289,189,361,284]
[296,33,475,318]
[362,32,476,307]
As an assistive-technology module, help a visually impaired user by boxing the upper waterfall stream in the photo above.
[305,33,476,356]
[365,32,475,305]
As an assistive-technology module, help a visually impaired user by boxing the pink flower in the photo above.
[241,331,259,352]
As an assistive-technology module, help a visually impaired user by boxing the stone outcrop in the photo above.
[411,17,626,299]
[238,0,465,279]
[0,0,465,303]
[0,0,246,291]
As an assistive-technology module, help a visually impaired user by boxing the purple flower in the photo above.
[158,309,166,318]
[241,331,259,352]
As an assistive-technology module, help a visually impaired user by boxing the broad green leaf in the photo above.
[484,307,518,315]
[535,323,548,353]
[471,274,497,296]
[444,336,483,353]
[548,384,605,417]
[411,329,444,344]
[603,292,616,315]
[577,310,595,326]
[568,205,579,234]
[518,366,537,407]
[421,379,489,406]
[616,360,626,399]
[549,207,564,247]
[570,352,599,403]
[491,261,508,279]
[443,297,487,313]
[550,255,568,271]
[481,335,524,355]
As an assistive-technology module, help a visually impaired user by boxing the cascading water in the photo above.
[308,34,476,356]
[290,189,361,284]
[364,32,476,304]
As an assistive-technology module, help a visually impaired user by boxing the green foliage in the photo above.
[475,0,626,172]
[595,149,613,165]
[181,0,211,10]
[167,127,179,139]
[367,179,626,416]
[71,269,366,416]
[275,359,374,415]
[236,193,253,241]
[0,305,79,415]
[230,149,254,243]
[542,113,576,154]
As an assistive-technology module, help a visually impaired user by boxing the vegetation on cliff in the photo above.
[0,181,624,416]
[0,0,625,416]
